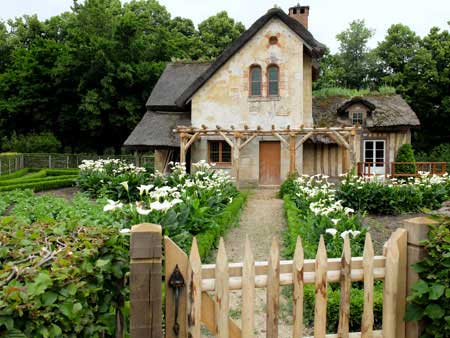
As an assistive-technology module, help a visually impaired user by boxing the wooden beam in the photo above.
[239,134,257,150]
[331,130,350,149]
[290,134,296,174]
[233,137,241,189]
[219,131,234,148]
[295,131,313,150]
[180,134,187,164]
[185,132,200,151]
[273,132,289,148]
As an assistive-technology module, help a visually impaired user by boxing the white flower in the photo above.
[120,228,131,234]
[351,230,361,238]
[325,228,338,237]
[171,198,183,205]
[138,184,154,195]
[150,200,173,212]
[340,230,351,239]
[331,218,340,226]
[103,199,124,212]
[136,206,151,215]
[121,181,129,191]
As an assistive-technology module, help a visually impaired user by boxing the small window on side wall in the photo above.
[250,66,262,96]
[352,111,364,125]
[208,141,231,165]
[267,65,279,96]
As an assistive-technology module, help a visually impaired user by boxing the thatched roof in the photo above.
[313,95,420,129]
[124,111,190,148]
[175,8,325,106]
[147,62,211,110]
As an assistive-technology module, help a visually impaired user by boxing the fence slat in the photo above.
[314,235,328,338]
[338,235,351,337]
[361,233,374,338]
[382,234,400,338]
[187,238,202,338]
[292,236,304,338]
[242,236,255,338]
[216,238,229,338]
[266,238,280,338]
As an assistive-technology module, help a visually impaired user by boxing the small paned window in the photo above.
[267,65,279,96]
[250,66,262,96]
[208,141,231,164]
[352,111,364,125]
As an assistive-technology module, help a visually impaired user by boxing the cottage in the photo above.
[124,4,420,186]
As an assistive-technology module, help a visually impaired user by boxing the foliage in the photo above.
[0,0,245,153]
[312,86,396,98]
[78,158,150,200]
[395,144,417,174]
[302,283,384,332]
[337,173,450,214]
[0,169,78,192]
[416,143,450,169]
[0,192,128,337]
[282,175,366,259]
[1,132,61,153]
[405,218,450,337]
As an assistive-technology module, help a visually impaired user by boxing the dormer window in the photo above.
[351,111,364,125]
[267,65,279,96]
[250,66,262,96]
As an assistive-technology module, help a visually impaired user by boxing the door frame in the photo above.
[259,141,281,186]
[363,139,386,175]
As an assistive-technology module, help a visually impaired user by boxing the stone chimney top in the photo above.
[288,3,310,29]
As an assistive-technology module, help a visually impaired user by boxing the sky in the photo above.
[0,0,449,52]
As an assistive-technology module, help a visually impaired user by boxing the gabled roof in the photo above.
[174,8,326,107]
[124,111,190,148]
[313,94,421,129]
[146,62,211,110]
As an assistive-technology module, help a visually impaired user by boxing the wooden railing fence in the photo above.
[357,161,448,177]
[130,218,435,338]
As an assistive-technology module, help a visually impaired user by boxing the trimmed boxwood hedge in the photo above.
[0,168,30,181]
[0,175,78,187]
[196,192,248,259]
[0,178,77,192]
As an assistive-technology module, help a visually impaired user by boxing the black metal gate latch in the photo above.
[168,264,185,336]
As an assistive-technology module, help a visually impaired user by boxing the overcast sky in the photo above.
[1,0,449,51]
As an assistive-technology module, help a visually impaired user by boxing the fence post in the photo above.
[130,223,162,338]
[403,217,438,338]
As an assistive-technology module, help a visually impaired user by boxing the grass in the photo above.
[313,86,396,98]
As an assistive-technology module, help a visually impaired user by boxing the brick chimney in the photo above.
[288,3,310,29]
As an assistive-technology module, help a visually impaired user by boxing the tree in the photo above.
[395,143,416,174]
[198,11,245,59]
[335,20,376,89]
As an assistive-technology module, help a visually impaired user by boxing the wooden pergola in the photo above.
[175,125,360,187]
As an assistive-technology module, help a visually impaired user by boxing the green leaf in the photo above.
[49,324,62,337]
[27,272,52,297]
[73,303,82,314]
[95,258,111,268]
[41,291,58,306]
[424,304,445,320]
[411,279,429,296]
[405,303,424,321]
[429,284,445,300]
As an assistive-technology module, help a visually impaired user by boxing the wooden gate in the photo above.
[160,230,407,338]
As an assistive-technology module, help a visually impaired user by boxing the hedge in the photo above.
[0,175,78,187]
[0,168,30,181]
[196,192,248,259]
[0,178,77,192]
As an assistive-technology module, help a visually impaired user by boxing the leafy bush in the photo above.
[312,86,396,98]
[0,193,128,337]
[0,168,30,181]
[405,218,450,338]
[0,177,77,192]
[1,132,61,153]
[337,173,450,214]
[78,159,150,200]
[395,144,416,174]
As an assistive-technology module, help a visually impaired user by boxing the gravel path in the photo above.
[206,188,294,338]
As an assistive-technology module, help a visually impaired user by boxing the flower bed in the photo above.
[337,173,450,215]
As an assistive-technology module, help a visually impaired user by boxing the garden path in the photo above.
[205,188,297,338]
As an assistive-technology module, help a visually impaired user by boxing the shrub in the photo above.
[1,132,61,153]
[0,168,30,181]
[0,177,77,192]
[405,218,450,338]
[395,144,416,174]
[0,193,128,337]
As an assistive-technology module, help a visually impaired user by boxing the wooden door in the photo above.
[259,141,281,185]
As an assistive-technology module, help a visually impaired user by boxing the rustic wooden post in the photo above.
[180,133,187,164]
[403,217,438,338]
[130,223,162,338]
[233,133,241,189]
[289,133,296,174]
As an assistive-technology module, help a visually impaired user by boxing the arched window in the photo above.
[267,65,279,96]
[249,66,262,96]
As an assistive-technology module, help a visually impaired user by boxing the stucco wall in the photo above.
[191,18,308,129]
